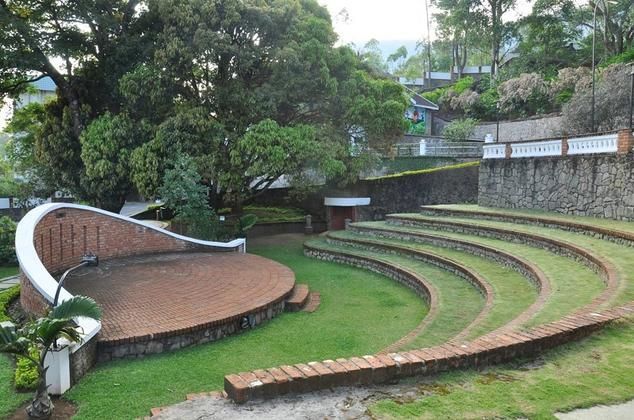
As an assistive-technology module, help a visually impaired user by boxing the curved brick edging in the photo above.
[348,223,551,330]
[386,215,620,311]
[303,243,440,353]
[323,233,495,345]
[420,205,634,248]
[223,303,634,403]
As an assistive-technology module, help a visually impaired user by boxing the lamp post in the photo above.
[591,0,615,133]
[630,63,634,130]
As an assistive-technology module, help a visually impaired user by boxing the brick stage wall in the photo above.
[20,207,237,315]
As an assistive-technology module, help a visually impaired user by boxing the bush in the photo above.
[562,63,632,134]
[442,118,478,142]
[422,87,447,105]
[0,216,17,266]
[498,73,550,116]
[0,285,19,322]
[15,347,39,391]
[453,76,475,94]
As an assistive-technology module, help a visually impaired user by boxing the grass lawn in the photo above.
[424,215,634,306]
[306,239,484,348]
[0,266,19,279]
[370,318,634,419]
[62,237,425,419]
[328,230,537,340]
[364,221,605,327]
[428,204,634,234]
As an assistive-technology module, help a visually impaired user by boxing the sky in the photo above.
[318,0,534,47]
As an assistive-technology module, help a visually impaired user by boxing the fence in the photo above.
[482,130,632,159]
[394,139,483,158]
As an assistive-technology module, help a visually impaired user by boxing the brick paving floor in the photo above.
[65,252,295,343]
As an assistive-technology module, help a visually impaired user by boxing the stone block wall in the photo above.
[472,114,563,142]
[478,153,634,220]
[351,164,479,221]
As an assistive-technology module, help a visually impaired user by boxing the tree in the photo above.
[433,0,483,77]
[129,0,407,209]
[510,0,583,76]
[0,296,102,418]
[358,39,389,74]
[473,0,520,77]
[589,0,634,56]
[80,113,150,211]
[387,46,408,72]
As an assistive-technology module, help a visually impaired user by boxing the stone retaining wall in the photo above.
[98,300,286,362]
[479,132,634,221]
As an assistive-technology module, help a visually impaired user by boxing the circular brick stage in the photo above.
[65,252,295,361]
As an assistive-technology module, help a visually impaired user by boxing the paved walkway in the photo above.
[65,252,295,343]
[0,275,19,290]
[555,399,634,420]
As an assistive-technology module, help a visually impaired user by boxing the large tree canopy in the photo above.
[1,0,407,212]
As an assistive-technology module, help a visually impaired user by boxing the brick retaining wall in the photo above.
[225,293,634,403]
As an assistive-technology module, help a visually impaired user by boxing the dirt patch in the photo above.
[9,398,77,420]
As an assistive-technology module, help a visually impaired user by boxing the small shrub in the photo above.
[0,285,19,322]
[498,73,549,116]
[15,347,39,391]
[0,216,17,266]
[453,76,475,94]
[442,118,478,142]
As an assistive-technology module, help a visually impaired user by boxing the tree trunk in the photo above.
[26,367,53,419]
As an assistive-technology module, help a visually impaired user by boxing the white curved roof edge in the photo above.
[324,197,371,207]
[15,203,246,352]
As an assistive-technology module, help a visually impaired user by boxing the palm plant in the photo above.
[0,296,102,419]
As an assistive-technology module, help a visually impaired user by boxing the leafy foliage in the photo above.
[562,63,633,133]
[0,286,19,323]
[158,156,218,241]
[442,118,479,141]
[14,347,38,391]
[0,217,16,266]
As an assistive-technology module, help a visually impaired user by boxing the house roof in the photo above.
[410,93,439,111]
[31,77,56,92]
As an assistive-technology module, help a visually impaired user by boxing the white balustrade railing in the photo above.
[567,133,618,155]
[511,140,562,158]
[482,144,506,159]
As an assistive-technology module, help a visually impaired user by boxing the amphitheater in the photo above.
[15,201,634,407]
[223,204,634,403]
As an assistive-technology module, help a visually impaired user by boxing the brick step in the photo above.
[285,284,310,312]
[303,291,321,313]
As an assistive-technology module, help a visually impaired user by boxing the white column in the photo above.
[44,345,71,395]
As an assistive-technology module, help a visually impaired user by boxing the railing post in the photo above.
[419,140,427,156]
[562,136,568,156]
[617,129,633,155]
[505,143,512,159]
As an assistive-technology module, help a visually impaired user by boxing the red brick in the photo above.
[363,355,388,383]
[402,351,427,374]
[322,360,348,386]
[387,353,412,377]
[349,357,373,384]
[224,374,249,404]
[238,372,264,400]
[267,367,291,395]
[375,354,398,379]
[280,364,306,393]
[294,363,321,391]
[335,358,361,385]
[253,369,277,397]
[307,362,335,389]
